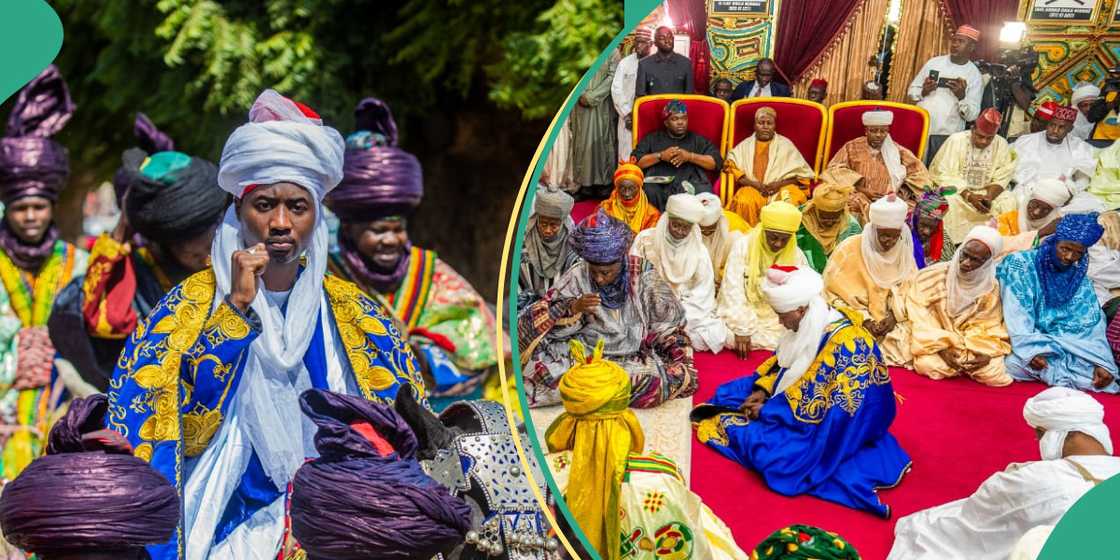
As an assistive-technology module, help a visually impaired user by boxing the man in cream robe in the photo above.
[611,30,652,161]
[932,108,1018,243]
[1089,139,1120,210]
[696,192,745,288]
[906,226,1012,386]
[889,387,1120,560]
[824,195,917,366]
[996,178,1073,254]
[717,201,808,355]
[1012,105,1096,193]
[824,110,932,222]
[1089,211,1120,311]
[632,194,732,353]
[725,107,814,225]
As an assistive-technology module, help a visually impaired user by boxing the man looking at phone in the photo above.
[931,107,1018,243]
[907,25,984,161]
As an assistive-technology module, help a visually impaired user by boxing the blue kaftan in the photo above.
[691,308,911,517]
[996,248,1120,393]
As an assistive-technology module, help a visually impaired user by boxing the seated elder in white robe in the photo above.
[889,387,1120,560]
[632,194,732,353]
[1012,105,1096,193]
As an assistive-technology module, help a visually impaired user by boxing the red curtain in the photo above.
[939,0,1020,61]
[666,0,710,95]
[773,0,863,84]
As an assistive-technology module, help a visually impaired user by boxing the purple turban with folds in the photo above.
[291,389,471,560]
[0,394,179,556]
[324,97,424,222]
[0,65,74,205]
[569,209,634,264]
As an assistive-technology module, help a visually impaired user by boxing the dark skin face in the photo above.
[345,217,409,271]
[865,125,890,150]
[236,183,315,266]
[970,127,997,150]
[764,230,792,253]
[654,27,674,54]
[1078,99,1095,115]
[777,305,808,332]
[5,196,52,244]
[665,112,689,137]
[807,86,826,103]
[712,80,733,101]
[949,35,976,63]
[1027,199,1055,222]
[916,215,940,242]
[617,178,640,201]
[1055,240,1086,268]
[958,240,992,273]
[536,215,563,239]
[754,112,777,142]
[1030,115,1049,134]
[700,223,718,236]
[876,227,902,251]
[755,60,775,87]
[1045,119,1073,144]
[633,37,653,58]
[588,260,623,288]
[814,208,843,229]
[165,226,217,273]
[667,217,693,240]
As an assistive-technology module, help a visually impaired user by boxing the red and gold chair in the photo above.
[723,97,827,207]
[824,101,930,166]
[633,94,730,197]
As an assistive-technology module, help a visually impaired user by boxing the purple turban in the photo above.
[569,209,634,264]
[0,395,179,556]
[323,98,424,223]
[0,65,74,205]
[291,389,471,560]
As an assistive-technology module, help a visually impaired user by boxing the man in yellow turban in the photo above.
[546,340,747,560]
[796,183,862,273]
[601,161,661,233]
[717,201,808,356]
[725,108,814,226]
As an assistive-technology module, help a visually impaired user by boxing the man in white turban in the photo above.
[906,225,1012,386]
[632,193,731,352]
[824,194,917,366]
[693,265,911,516]
[889,387,1120,560]
[1071,82,1102,140]
[695,192,745,287]
[996,177,1074,253]
[108,89,425,559]
[824,109,932,222]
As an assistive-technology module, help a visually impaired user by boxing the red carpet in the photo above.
[571,199,599,223]
[688,350,1120,560]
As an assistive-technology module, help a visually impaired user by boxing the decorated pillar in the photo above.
[706,0,782,86]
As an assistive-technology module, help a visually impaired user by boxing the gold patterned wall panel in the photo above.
[1021,0,1120,104]
[706,0,782,84]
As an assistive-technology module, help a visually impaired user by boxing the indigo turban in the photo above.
[569,209,634,264]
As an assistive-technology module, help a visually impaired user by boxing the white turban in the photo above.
[665,193,706,224]
[218,89,345,201]
[868,194,909,229]
[948,226,1002,315]
[1023,387,1113,461]
[1009,526,1054,560]
[862,110,894,126]
[1030,178,1074,207]
[762,266,833,395]
[696,192,724,227]
[965,225,1003,256]
[1072,83,1101,106]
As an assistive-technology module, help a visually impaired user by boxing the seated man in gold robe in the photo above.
[797,182,862,273]
[725,108,814,225]
[824,195,917,366]
[932,108,1017,243]
[906,226,1012,386]
[824,109,932,222]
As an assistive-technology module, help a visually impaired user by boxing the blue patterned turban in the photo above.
[1035,213,1103,308]
[1055,212,1104,247]
[662,99,688,119]
[569,209,633,264]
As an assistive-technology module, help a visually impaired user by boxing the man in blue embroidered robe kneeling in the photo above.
[107,90,426,559]
[691,265,911,517]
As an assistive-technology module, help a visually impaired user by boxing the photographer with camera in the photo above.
[1087,66,1120,141]
[908,25,984,164]
[977,53,1039,141]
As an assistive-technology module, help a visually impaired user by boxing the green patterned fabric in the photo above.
[751,525,860,560]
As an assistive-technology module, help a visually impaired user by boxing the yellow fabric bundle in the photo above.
[545,339,643,560]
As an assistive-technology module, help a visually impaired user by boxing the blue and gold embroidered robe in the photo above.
[107,269,425,559]
[691,308,910,517]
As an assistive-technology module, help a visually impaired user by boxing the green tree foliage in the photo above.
[42,0,621,185]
